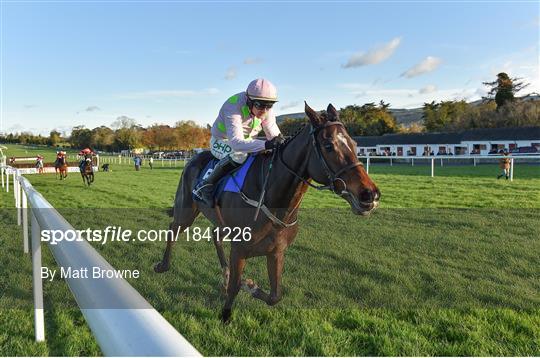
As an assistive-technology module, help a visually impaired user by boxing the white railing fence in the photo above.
[98,155,191,168]
[357,154,540,180]
[0,165,201,356]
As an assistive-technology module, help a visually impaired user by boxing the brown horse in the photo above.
[80,156,94,186]
[54,156,68,180]
[155,103,380,322]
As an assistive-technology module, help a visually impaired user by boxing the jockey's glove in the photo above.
[264,134,286,150]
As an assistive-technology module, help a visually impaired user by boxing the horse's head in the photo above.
[304,102,380,216]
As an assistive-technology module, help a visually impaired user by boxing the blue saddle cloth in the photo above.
[193,155,256,202]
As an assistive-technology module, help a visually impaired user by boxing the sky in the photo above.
[1,1,539,136]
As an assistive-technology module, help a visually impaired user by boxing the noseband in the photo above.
[279,122,363,196]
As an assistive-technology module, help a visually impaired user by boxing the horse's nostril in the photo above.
[360,189,374,203]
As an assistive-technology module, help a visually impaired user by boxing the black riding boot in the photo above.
[193,156,239,207]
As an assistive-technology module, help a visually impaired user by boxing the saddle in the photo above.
[192,155,256,202]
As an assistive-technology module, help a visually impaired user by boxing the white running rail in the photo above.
[1,165,201,357]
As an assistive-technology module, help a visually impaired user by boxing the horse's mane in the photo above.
[282,123,309,148]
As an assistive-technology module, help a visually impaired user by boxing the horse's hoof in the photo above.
[154,262,169,273]
[220,308,232,324]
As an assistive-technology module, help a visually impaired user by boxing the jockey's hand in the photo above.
[264,134,285,150]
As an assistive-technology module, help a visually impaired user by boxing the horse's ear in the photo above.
[327,104,339,122]
[305,101,325,127]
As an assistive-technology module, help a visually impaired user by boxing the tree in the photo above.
[49,130,62,146]
[174,121,210,150]
[279,117,307,136]
[70,126,93,148]
[111,116,142,150]
[339,102,398,136]
[91,126,115,151]
[483,72,529,109]
[422,100,468,132]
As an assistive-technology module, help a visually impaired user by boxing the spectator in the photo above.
[134,156,142,171]
[149,157,154,170]
[35,155,44,174]
[497,151,511,180]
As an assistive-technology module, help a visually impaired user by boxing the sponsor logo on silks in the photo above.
[213,141,232,154]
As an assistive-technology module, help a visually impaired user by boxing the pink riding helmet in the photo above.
[246,78,278,102]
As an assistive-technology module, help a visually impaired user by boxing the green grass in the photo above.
[1,144,539,356]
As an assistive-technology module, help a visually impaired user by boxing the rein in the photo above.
[237,121,363,228]
[279,121,363,195]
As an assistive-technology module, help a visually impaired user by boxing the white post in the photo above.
[366,157,370,174]
[16,174,21,226]
[13,171,17,200]
[22,191,29,253]
[6,168,9,192]
[31,211,45,342]
[411,158,414,166]
[162,158,164,167]
[473,157,476,167]
[510,158,514,181]
[174,158,177,167]
[390,158,393,166]
[431,158,434,177]
[1,166,4,188]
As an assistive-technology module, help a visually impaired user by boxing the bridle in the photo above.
[278,121,364,196]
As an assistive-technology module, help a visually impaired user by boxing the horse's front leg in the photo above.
[213,228,229,294]
[221,249,246,323]
[242,251,285,306]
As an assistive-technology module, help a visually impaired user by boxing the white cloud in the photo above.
[23,105,38,109]
[113,88,219,100]
[475,88,487,98]
[225,66,237,80]
[280,101,301,111]
[244,57,263,65]
[401,56,442,78]
[342,37,401,68]
[85,106,100,112]
[419,85,437,94]
[340,85,483,108]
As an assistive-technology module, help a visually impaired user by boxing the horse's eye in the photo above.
[323,142,334,152]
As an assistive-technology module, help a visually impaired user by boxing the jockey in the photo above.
[55,151,66,162]
[79,148,94,171]
[193,78,285,206]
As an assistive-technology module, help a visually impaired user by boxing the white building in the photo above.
[353,126,540,156]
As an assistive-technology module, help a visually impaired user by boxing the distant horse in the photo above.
[155,103,380,322]
[54,156,68,180]
[80,156,94,186]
